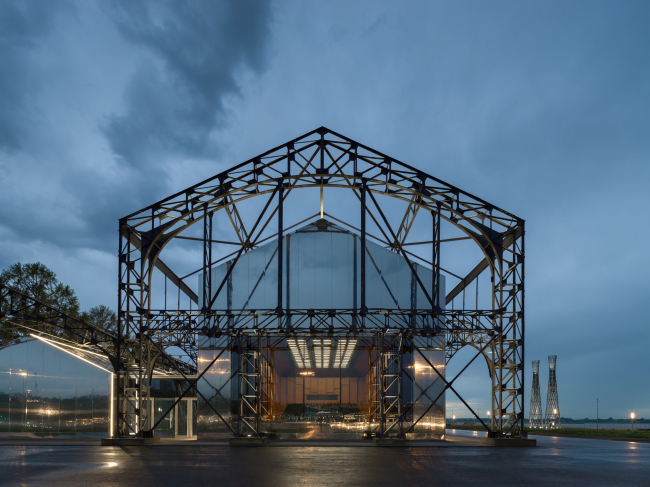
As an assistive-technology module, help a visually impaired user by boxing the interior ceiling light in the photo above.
[288,338,356,369]
[288,338,311,368]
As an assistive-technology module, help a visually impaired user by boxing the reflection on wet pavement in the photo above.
[0,434,648,486]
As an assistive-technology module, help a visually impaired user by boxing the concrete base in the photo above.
[373,438,410,446]
[101,437,161,446]
[480,437,537,447]
[229,436,269,446]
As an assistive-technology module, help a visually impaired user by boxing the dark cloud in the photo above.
[0,0,72,151]
[0,0,647,418]
[102,0,273,167]
[0,0,274,260]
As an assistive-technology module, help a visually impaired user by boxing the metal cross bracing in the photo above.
[529,359,543,428]
[0,284,117,362]
[115,126,526,439]
[193,329,495,440]
[544,355,560,429]
[378,334,403,438]
[234,333,274,437]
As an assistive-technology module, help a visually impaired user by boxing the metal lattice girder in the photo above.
[0,284,117,361]
[544,355,560,429]
[116,127,526,438]
[379,333,403,438]
[234,334,273,437]
[529,360,543,428]
[238,349,261,436]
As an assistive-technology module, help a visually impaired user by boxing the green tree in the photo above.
[0,262,117,343]
[0,262,80,316]
[80,305,117,334]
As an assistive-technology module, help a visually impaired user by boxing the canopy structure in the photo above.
[6,126,520,440]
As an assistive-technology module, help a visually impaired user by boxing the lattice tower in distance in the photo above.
[544,355,560,429]
[528,360,543,428]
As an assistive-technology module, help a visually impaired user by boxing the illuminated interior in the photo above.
[287,338,357,369]
[197,220,446,440]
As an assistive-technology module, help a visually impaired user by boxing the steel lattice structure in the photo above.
[528,359,543,428]
[0,285,117,360]
[109,126,527,439]
[544,355,560,428]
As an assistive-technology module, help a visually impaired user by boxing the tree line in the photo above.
[0,262,117,342]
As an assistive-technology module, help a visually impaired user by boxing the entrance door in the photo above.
[176,398,197,437]
[153,398,197,438]
[178,400,188,436]
[153,399,176,437]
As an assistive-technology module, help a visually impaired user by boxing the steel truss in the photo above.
[0,284,117,361]
[544,355,560,429]
[529,359,543,428]
[113,127,526,439]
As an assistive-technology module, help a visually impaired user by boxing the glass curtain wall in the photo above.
[0,337,111,436]
[198,219,446,440]
[146,377,198,438]
[198,220,446,324]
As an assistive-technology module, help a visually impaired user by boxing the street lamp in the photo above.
[452,414,456,425]
[487,410,491,423]
[631,412,635,431]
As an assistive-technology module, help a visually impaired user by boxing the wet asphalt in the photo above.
[0,433,647,486]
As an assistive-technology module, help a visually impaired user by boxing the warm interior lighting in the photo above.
[299,371,315,376]
[314,338,332,368]
[338,339,356,368]
[198,358,230,363]
[288,338,310,368]
[412,362,445,371]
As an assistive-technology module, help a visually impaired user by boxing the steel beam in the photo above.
[114,127,526,439]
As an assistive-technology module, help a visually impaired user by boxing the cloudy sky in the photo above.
[1,0,648,419]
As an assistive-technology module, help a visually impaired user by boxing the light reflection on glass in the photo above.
[0,337,110,435]
[196,220,447,441]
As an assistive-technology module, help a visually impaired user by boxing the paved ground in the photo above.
[0,432,647,486]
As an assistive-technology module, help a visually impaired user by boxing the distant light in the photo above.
[554,408,557,415]
[631,412,635,420]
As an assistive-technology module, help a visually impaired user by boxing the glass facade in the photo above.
[0,337,111,436]
[0,337,198,438]
[198,220,445,324]
[145,377,198,438]
[198,219,446,440]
